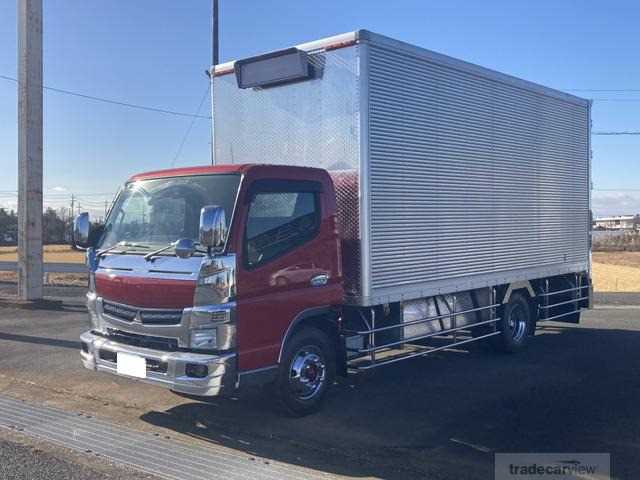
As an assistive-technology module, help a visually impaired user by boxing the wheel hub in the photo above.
[289,347,326,401]
[508,304,527,342]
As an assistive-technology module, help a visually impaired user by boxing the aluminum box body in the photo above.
[213,30,591,306]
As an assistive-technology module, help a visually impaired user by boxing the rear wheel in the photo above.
[490,292,532,353]
[275,327,335,416]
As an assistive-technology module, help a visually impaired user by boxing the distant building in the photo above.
[593,215,637,230]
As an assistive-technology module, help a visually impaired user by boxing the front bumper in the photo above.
[80,331,237,396]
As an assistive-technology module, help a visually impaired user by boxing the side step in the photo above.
[348,330,500,370]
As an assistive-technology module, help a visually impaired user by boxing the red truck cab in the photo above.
[79,164,345,415]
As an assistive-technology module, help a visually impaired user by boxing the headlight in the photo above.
[189,308,230,328]
[187,304,236,350]
[190,329,217,349]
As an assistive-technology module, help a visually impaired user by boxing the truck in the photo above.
[75,30,592,416]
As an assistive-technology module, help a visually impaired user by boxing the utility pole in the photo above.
[212,0,219,68]
[17,0,43,300]
[209,0,219,165]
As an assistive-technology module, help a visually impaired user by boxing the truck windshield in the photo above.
[99,174,240,251]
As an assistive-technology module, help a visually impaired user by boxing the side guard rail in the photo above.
[345,289,501,370]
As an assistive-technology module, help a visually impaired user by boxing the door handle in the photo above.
[310,274,329,287]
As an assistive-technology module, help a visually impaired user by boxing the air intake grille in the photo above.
[102,301,183,325]
[103,329,179,352]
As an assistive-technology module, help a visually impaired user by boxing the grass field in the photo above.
[592,251,640,292]
[0,246,638,292]
[0,245,86,286]
[0,244,84,263]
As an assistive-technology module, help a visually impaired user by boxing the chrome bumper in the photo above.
[80,331,237,396]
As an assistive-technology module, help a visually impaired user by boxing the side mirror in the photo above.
[199,205,227,250]
[73,212,91,249]
[175,238,196,259]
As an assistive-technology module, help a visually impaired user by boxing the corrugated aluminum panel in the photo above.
[211,30,590,306]
[362,35,590,305]
[213,45,364,297]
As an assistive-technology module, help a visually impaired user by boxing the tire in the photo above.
[275,327,335,417]
[490,292,533,353]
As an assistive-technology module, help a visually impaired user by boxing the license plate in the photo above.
[116,352,146,379]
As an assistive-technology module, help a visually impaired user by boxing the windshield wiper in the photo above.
[143,241,176,262]
[97,241,150,258]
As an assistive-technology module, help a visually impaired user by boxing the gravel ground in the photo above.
[594,291,640,306]
[0,430,159,480]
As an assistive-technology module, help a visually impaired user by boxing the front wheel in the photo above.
[275,327,335,416]
[490,292,533,353]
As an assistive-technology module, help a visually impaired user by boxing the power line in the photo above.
[4,72,640,112]
[0,190,114,196]
[565,89,640,93]
[0,74,211,120]
[171,84,211,167]
[593,131,640,136]
[594,189,640,193]
[591,98,640,102]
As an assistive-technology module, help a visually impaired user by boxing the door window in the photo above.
[245,191,320,268]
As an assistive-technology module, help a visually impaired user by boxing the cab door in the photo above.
[234,178,342,371]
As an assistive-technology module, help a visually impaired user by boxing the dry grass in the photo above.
[0,245,86,287]
[0,271,87,286]
[592,251,640,292]
[0,244,84,264]
[593,251,640,269]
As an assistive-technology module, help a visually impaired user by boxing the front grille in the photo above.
[103,329,179,352]
[103,302,136,322]
[139,310,183,325]
[102,301,183,325]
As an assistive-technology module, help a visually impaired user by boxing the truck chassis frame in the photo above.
[343,273,590,371]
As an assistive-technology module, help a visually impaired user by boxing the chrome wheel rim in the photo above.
[289,346,326,401]
[507,303,527,342]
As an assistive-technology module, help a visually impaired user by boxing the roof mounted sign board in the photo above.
[235,48,313,89]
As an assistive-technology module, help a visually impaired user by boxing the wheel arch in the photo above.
[277,306,341,365]
[502,280,535,304]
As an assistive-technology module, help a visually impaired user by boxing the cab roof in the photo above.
[128,164,250,182]
[127,163,327,183]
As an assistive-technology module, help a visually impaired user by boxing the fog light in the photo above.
[190,329,217,349]
[185,363,208,378]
